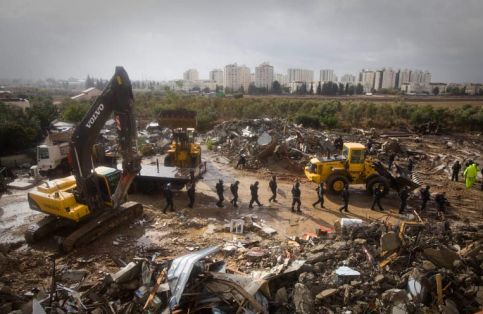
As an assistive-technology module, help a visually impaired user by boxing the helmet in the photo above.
[166,183,171,188]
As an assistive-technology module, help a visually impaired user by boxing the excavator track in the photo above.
[61,201,143,252]
[25,215,71,244]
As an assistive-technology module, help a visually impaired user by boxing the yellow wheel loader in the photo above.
[305,142,418,195]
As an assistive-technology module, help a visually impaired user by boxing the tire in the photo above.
[326,174,349,194]
[366,176,390,196]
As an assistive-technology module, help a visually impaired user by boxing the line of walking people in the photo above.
[162,174,455,216]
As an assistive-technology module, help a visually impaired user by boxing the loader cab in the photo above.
[342,143,366,174]
[94,166,121,205]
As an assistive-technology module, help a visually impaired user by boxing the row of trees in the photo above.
[85,75,108,90]
[2,89,482,155]
[140,92,483,132]
[294,81,364,96]
[0,98,58,155]
[0,96,92,155]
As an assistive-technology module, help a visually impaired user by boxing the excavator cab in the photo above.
[95,167,121,205]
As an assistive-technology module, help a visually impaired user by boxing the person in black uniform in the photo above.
[399,187,409,214]
[187,181,195,208]
[312,182,325,208]
[268,176,278,203]
[407,158,414,173]
[371,186,384,211]
[434,192,449,214]
[388,153,396,170]
[230,181,240,207]
[338,185,350,213]
[235,154,247,169]
[334,136,343,152]
[291,181,302,213]
[451,161,461,182]
[249,181,262,209]
[420,185,430,212]
[215,179,224,208]
[163,183,174,213]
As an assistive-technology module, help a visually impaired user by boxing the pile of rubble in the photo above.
[205,119,416,171]
[206,118,341,169]
[8,214,481,313]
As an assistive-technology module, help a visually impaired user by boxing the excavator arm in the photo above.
[71,66,141,211]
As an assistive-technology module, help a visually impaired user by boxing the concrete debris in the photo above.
[275,287,289,304]
[1,216,482,313]
[380,231,401,252]
[207,118,362,169]
[316,288,337,300]
[293,283,314,314]
[382,288,409,304]
[423,247,460,269]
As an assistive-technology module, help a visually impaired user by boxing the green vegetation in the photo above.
[60,99,91,122]
[0,99,59,155]
[137,94,483,132]
[1,90,482,156]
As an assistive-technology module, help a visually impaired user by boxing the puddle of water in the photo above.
[0,201,34,232]
[136,229,171,248]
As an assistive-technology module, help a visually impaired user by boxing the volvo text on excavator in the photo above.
[26,66,143,252]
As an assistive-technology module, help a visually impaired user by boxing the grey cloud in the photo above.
[0,0,482,82]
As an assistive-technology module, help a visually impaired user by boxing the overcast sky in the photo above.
[1,0,482,83]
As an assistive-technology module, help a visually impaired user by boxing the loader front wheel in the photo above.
[326,174,349,194]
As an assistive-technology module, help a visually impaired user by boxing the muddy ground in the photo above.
[0,131,482,310]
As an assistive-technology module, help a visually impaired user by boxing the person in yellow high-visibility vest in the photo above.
[463,161,479,189]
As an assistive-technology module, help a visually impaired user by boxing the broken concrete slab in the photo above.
[106,262,141,284]
[382,288,408,305]
[293,283,314,314]
[306,252,328,264]
[275,287,288,304]
[316,288,337,300]
[380,231,401,252]
[61,269,88,282]
[423,247,460,269]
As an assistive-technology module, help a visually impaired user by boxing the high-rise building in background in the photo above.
[340,74,356,84]
[397,69,411,88]
[275,73,288,86]
[224,64,238,91]
[223,63,251,92]
[381,68,397,89]
[209,69,224,85]
[359,70,376,92]
[320,69,336,82]
[238,65,251,92]
[423,71,432,85]
[287,68,314,83]
[374,70,383,91]
[255,62,274,90]
[183,69,199,81]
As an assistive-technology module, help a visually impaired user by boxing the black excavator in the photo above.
[26,66,143,252]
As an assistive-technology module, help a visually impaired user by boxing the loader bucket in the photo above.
[372,161,419,192]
